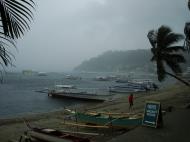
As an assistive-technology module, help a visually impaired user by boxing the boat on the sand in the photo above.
[65,109,143,128]
[13,123,91,142]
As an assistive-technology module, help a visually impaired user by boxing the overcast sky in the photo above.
[12,0,189,72]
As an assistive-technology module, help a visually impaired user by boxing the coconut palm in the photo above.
[148,25,190,86]
[184,0,190,52]
[0,35,15,67]
[184,22,190,52]
[0,0,35,67]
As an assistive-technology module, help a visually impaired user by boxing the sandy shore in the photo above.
[0,83,190,142]
[109,109,190,142]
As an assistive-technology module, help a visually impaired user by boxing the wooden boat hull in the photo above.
[24,128,90,142]
[48,92,106,102]
[109,84,146,93]
[75,112,142,128]
[109,89,145,93]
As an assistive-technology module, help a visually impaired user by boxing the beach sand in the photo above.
[109,109,190,142]
[0,83,190,142]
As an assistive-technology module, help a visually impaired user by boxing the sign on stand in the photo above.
[142,101,163,128]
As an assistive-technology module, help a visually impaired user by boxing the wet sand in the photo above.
[0,84,190,142]
[109,109,190,142]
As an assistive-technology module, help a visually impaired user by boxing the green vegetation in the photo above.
[75,49,190,73]
[184,0,190,52]
[147,25,189,86]
[0,0,35,68]
[0,84,189,142]
[145,1,190,85]
[75,49,153,72]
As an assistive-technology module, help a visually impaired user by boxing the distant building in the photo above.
[38,72,47,76]
[22,70,36,75]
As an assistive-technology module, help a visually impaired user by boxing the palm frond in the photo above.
[150,55,156,62]
[164,46,186,53]
[184,22,190,52]
[163,53,186,63]
[165,60,182,74]
[163,33,184,47]
[149,25,190,85]
[147,30,157,48]
[0,0,35,68]
[0,33,16,47]
[0,0,35,39]
[150,47,157,61]
[0,30,16,67]
[157,25,171,47]
[184,39,190,53]
[0,42,15,66]
[163,53,185,74]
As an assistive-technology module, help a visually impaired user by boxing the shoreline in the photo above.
[0,84,190,142]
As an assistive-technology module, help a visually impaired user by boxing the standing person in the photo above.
[128,93,134,112]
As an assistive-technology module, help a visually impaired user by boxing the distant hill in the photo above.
[74,49,190,73]
[74,49,153,72]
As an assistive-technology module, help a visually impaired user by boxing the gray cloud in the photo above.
[10,0,189,72]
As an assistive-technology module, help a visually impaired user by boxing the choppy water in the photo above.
[0,72,116,118]
[0,71,170,118]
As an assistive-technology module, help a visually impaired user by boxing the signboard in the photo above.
[142,101,162,128]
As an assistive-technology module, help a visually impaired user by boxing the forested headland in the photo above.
[75,49,190,73]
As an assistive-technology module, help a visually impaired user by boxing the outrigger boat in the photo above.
[64,109,143,129]
[48,90,108,102]
[13,121,91,142]
[48,85,112,102]
[109,80,158,93]
[109,83,146,93]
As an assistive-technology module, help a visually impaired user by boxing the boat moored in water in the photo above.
[109,80,158,93]
[48,86,112,102]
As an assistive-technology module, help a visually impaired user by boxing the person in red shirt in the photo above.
[128,93,134,111]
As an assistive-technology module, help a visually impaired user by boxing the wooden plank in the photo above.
[28,131,71,142]
[86,112,131,118]
[87,111,130,115]
[87,111,142,116]
[63,122,110,129]
[65,108,142,118]
[59,130,103,136]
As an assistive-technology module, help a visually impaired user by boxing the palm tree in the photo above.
[184,0,190,52]
[148,25,190,86]
[184,22,190,52]
[0,0,35,67]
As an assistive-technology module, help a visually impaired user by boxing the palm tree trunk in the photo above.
[165,71,190,86]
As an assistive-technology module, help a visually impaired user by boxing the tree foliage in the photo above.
[148,25,189,85]
[0,0,35,68]
[75,50,158,72]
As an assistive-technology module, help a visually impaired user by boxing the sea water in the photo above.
[0,71,169,118]
[0,72,115,118]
